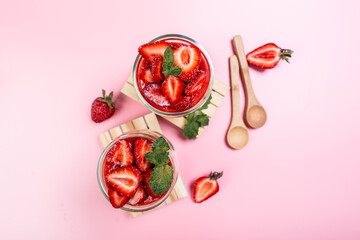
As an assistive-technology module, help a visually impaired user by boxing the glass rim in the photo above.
[96,129,178,212]
[132,34,214,118]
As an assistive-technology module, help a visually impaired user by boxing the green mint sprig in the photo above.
[162,47,182,77]
[145,137,173,195]
[183,94,212,139]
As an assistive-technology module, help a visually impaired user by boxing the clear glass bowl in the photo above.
[97,129,178,212]
[133,34,214,118]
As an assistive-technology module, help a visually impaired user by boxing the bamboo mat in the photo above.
[99,113,188,217]
[121,74,229,137]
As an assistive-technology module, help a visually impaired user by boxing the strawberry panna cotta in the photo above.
[136,38,211,113]
[103,136,174,208]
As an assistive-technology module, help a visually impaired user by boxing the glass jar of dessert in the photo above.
[133,34,214,117]
[97,129,178,212]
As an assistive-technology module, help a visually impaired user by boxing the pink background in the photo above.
[1,0,360,239]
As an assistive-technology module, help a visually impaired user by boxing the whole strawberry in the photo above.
[193,171,223,203]
[91,89,117,123]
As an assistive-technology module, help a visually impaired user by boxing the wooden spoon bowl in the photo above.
[247,105,267,128]
[227,126,249,149]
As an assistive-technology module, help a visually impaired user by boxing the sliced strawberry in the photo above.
[162,76,184,103]
[172,95,191,111]
[173,45,201,82]
[107,140,134,167]
[128,184,147,206]
[184,72,207,95]
[138,41,170,62]
[142,169,166,198]
[246,43,293,69]
[193,171,223,203]
[134,138,153,172]
[108,187,129,208]
[143,84,170,107]
[141,69,154,83]
[151,57,164,83]
[106,166,143,197]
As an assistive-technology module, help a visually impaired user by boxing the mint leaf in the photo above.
[196,114,209,127]
[162,47,182,77]
[152,137,170,154]
[163,46,174,65]
[183,94,212,139]
[183,121,200,139]
[149,165,173,195]
[145,151,169,166]
[164,66,182,77]
[144,136,174,195]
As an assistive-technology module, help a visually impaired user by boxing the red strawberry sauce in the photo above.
[103,137,170,207]
[136,38,211,113]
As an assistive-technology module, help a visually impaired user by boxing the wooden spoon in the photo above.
[233,35,267,129]
[226,55,249,149]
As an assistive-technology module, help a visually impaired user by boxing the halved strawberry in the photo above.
[141,69,154,83]
[106,166,143,197]
[184,72,207,95]
[134,138,153,172]
[143,84,170,107]
[108,187,129,208]
[246,43,294,69]
[138,41,170,62]
[162,76,184,103]
[107,140,134,167]
[128,184,147,206]
[173,45,201,82]
[193,171,223,203]
[142,169,166,198]
[172,95,191,111]
[151,57,164,82]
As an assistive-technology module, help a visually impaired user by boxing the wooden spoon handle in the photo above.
[233,35,258,106]
[229,55,243,126]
